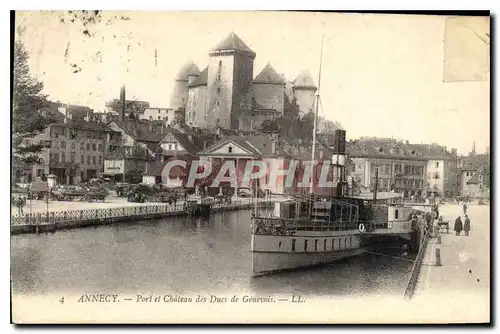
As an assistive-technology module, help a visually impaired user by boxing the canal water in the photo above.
[11,210,414,297]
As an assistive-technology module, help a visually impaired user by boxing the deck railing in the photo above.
[251,217,412,235]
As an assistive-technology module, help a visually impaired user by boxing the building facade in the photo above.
[21,120,122,185]
[139,107,175,125]
[347,139,460,198]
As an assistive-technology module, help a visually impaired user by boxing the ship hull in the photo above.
[251,233,365,277]
[252,247,366,277]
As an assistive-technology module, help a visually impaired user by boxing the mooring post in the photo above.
[435,248,442,266]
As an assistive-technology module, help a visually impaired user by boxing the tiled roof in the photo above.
[175,61,200,81]
[200,134,291,157]
[460,154,490,170]
[346,139,455,160]
[160,126,203,155]
[210,32,255,54]
[253,63,286,85]
[50,120,115,133]
[112,119,165,142]
[293,70,317,89]
[189,66,208,87]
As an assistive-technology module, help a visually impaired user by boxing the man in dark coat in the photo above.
[454,216,463,236]
[464,215,471,236]
[463,204,468,215]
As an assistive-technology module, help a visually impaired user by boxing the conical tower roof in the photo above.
[175,61,200,81]
[293,70,317,89]
[210,32,255,54]
[253,63,285,85]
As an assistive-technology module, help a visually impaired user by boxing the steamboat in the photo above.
[250,36,424,277]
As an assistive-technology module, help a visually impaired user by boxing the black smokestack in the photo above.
[120,85,126,121]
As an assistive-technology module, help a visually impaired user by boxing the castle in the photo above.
[169,32,318,130]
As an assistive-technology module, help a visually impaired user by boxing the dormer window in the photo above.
[378,147,383,153]
[228,145,233,153]
[411,150,416,155]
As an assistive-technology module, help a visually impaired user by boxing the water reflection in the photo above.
[11,210,412,297]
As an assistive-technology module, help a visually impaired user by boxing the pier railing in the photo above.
[251,217,411,235]
[11,199,273,226]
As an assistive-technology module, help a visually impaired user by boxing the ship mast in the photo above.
[309,35,324,196]
[308,35,324,215]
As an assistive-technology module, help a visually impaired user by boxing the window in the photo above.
[80,171,84,180]
[92,156,96,165]
[98,144,103,152]
[158,116,161,120]
[435,162,439,168]
[86,143,90,150]
[332,239,335,249]
[351,165,355,172]
[174,144,178,150]
[87,156,90,165]
[61,153,65,163]
[292,239,296,252]
[92,143,96,151]
[168,144,172,150]
[80,142,84,150]
[71,142,75,150]
[228,146,233,153]
[149,116,152,121]
[314,239,318,251]
[61,141,66,149]
[345,237,348,248]
[395,209,399,220]
[70,152,75,163]
[98,156,102,165]
[81,155,84,164]
[304,239,308,252]
[324,239,327,250]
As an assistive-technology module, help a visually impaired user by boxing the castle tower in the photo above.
[252,63,286,114]
[170,61,200,111]
[206,32,256,129]
[292,70,317,116]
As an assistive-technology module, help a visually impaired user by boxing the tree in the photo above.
[13,39,50,164]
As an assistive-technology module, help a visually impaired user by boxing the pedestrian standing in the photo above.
[454,216,463,236]
[463,203,468,215]
[464,215,471,236]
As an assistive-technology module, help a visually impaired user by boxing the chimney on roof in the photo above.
[119,85,126,122]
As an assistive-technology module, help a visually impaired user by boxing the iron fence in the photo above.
[11,199,273,227]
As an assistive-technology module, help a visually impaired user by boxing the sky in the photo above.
[15,11,490,155]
